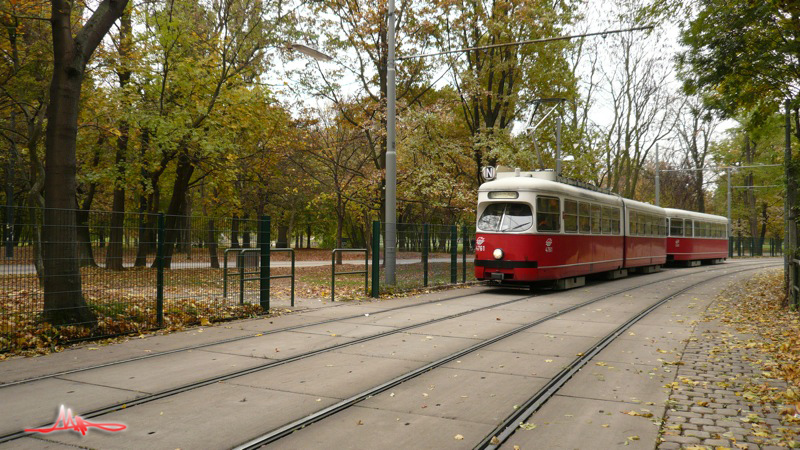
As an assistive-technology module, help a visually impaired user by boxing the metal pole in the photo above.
[727,168,732,257]
[156,213,165,328]
[423,224,429,287]
[450,225,457,284]
[555,116,562,176]
[784,99,796,304]
[462,224,467,283]
[5,160,13,258]
[655,144,660,206]
[371,220,380,297]
[385,0,397,286]
[260,216,270,311]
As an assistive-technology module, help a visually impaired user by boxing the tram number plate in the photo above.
[490,272,505,280]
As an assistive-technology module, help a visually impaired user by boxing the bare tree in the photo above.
[675,97,719,212]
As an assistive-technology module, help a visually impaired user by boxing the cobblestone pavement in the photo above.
[658,319,800,449]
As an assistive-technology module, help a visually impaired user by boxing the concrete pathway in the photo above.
[0,257,453,275]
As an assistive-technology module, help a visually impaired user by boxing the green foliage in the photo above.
[678,0,800,119]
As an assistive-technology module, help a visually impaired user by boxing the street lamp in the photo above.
[287,43,333,62]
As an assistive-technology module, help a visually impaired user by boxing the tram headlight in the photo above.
[493,248,504,260]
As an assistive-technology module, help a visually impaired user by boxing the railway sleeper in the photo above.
[553,276,586,290]
[634,264,662,274]
[602,268,628,280]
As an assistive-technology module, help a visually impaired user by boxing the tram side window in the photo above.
[638,213,647,236]
[602,206,613,234]
[579,202,591,233]
[670,218,684,237]
[536,196,561,232]
[611,207,621,235]
[687,220,694,237]
[629,211,637,236]
[564,199,578,233]
[591,204,602,234]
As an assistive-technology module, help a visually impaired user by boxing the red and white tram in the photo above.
[474,170,667,288]
[664,208,728,266]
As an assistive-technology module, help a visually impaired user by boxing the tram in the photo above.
[664,208,728,265]
[473,169,723,289]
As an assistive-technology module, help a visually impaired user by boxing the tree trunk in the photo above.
[105,7,131,272]
[76,177,98,267]
[695,172,705,213]
[207,219,219,269]
[26,116,45,279]
[336,210,343,265]
[42,0,128,325]
[306,223,311,248]
[277,225,288,248]
[156,150,194,269]
[242,214,251,248]
[231,215,240,248]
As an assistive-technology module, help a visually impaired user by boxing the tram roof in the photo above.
[663,208,727,223]
[479,176,623,204]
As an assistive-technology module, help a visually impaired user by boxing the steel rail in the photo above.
[4,260,767,389]
[474,263,780,449]
[0,289,548,444]
[0,288,497,388]
[232,262,775,449]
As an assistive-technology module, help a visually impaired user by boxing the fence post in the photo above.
[156,213,165,328]
[462,224,468,283]
[259,215,270,311]
[331,251,336,302]
[423,224,429,287]
[450,225,457,284]
[371,220,380,297]
[238,252,245,305]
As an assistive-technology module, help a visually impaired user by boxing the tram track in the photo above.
[231,262,777,449]
[0,260,770,390]
[473,264,781,449]
[0,261,774,446]
[0,288,502,388]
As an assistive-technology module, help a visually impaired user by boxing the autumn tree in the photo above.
[42,0,130,325]
[679,0,799,303]
[436,0,578,181]
[0,0,52,276]
[674,97,720,212]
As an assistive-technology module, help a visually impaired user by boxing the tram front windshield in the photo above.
[478,203,532,232]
